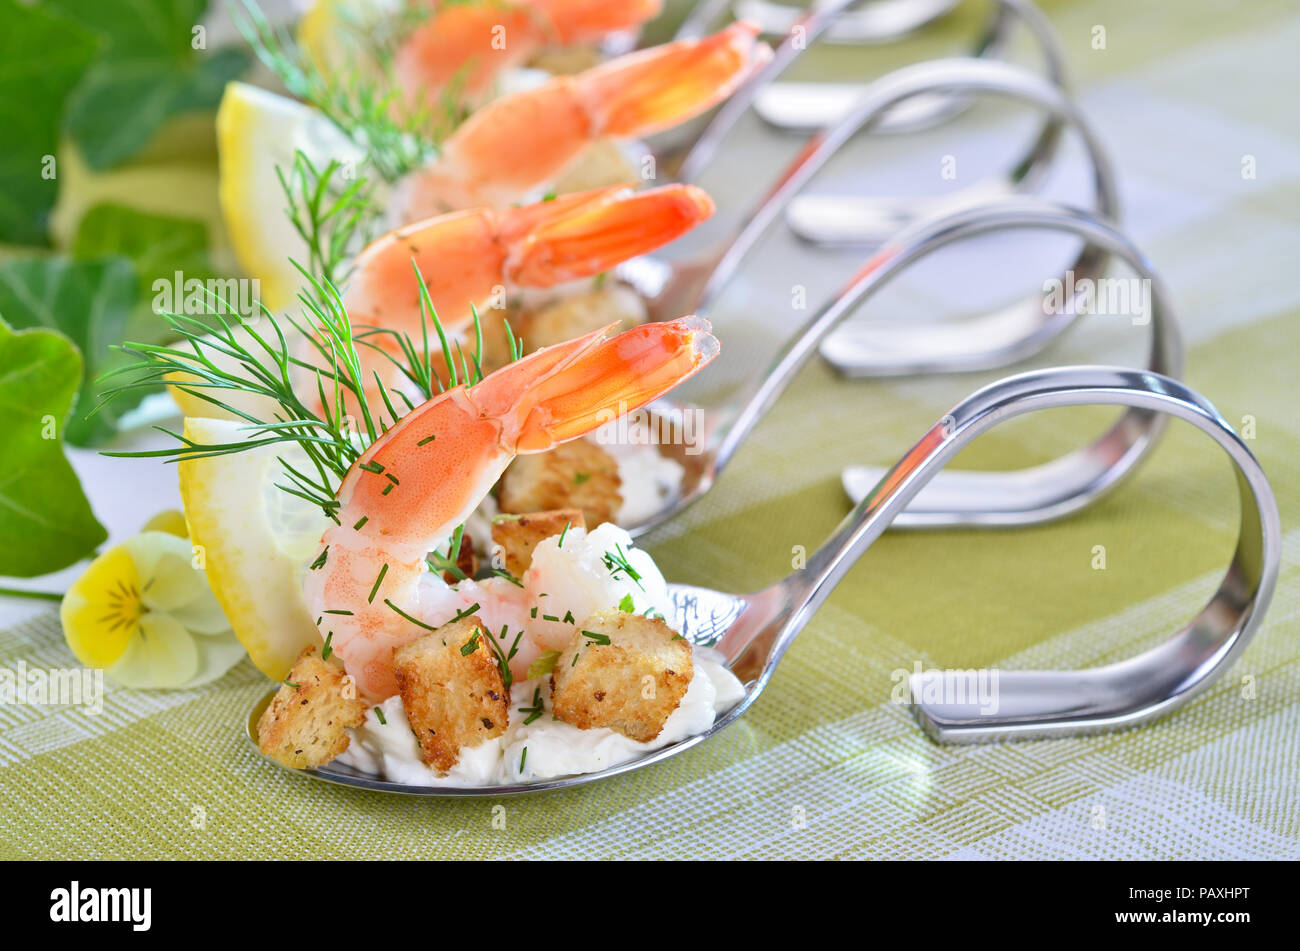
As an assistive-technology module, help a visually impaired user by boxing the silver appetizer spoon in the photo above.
[615,195,1178,538]
[664,0,1068,181]
[246,364,1278,794]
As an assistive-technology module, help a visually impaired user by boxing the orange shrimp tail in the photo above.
[472,316,719,451]
[505,183,716,286]
[344,184,714,335]
[576,21,767,138]
[398,0,662,99]
[536,0,662,42]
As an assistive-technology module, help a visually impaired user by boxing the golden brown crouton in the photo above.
[523,284,647,352]
[257,644,367,769]
[491,509,585,576]
[394,618,509,773]
[550,610,693,742]
[499,437,622,527]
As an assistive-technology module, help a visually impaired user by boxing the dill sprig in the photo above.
[95,262,484,519]
[277,149,377,296]
[234,0,458,182]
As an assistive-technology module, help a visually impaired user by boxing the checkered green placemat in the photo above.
[1,0,1297,859]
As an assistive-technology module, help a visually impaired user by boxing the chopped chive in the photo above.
[562,610,575,624]
[557,520,572,547]
[283,678,300,690]
[519,747,528,772]
[417,434,436,446]
[321,631,333,660]
[542,614,560,622]
[368,563,389,603]
[492,569,524,588]
[460,632,481,655]
[519,687,545,724]
[385,472,399,484]
[381,482,394,495]
[530,606,538,619]
[323,609,353,616]
[507,628,524,660]
[359,460,384,474]
[383,599,437,630]
[452,602,481,623]
[581,630,611,645]
[374,706,387,725]
[352,515,369,530]
[309,548,329,570]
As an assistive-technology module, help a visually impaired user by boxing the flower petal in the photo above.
[61,546,140,669]
[106,613,200,690]
[183,630,248,688]
[169,593,233,637]
[128,532,208,613]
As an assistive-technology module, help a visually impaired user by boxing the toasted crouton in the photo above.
[394,618,509,773]
[491,509,585,576]
[550,610,693,742]
[523,284,647,352]
[499,437,622,527]
[257,644,367,769]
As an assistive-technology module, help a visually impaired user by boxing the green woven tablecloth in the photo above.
[2,0,1297,859]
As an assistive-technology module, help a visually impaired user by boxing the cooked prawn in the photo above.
[393,22,768,218]
[396,0,663,102]
[303,317,719,699]
[342,182,715,346]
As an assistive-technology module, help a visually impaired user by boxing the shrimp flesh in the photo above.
[303,316,719,699]
[393,22,768,218]
[396,0,663,102]
[342,183,714,345]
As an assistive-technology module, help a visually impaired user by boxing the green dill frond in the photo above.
[234,0,457,182]
[277,150,377,296]
[98,255,496,520]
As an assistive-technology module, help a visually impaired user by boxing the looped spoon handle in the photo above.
[702,198,1180,533]
[722,366,1280,742]
[689,56,1117,320]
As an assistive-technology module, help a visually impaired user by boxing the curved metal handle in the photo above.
[786,366,1280,741]
[752,0,1066,136]
[735,0,958,46]
[712,198,1178,501]
[675,0,1069,182]
[830,200,1179,527]
[686,57,1116,323]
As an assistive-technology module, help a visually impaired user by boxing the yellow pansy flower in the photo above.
[61,531,245,689]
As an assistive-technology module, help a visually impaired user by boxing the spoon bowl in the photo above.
[245,365,1278,794]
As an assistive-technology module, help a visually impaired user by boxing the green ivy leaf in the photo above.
[0,256,141,446]
[0,0,101,245]
[0,317,107,577]
[72,203,215,300]
[48,0,250,170]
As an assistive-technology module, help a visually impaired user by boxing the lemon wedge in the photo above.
[178,416,333,680]
[299,0,402,76]
[216,80,363,312]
